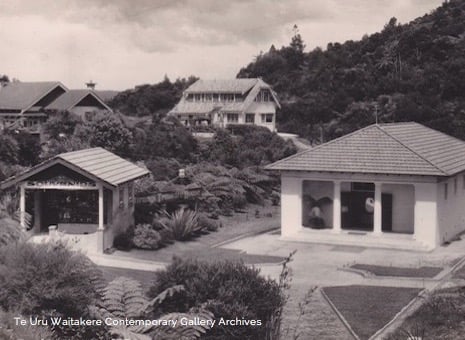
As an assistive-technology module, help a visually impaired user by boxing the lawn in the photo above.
[351,264,443,278]
[322,285,422,340]
[385,287,465,340]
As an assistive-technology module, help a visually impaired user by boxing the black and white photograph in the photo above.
[1,0,465,339]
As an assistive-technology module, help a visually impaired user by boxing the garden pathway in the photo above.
[224,232,465,340]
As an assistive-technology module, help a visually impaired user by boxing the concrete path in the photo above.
[221,232,465,340]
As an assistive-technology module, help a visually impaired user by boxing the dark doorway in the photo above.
[41,190,60,232]
[381,193,393,232]
[341,191,374,230]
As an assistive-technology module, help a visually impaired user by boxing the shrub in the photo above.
[149,258,284,340]
[0,309,54,340]
[132,224,163,250]
[160,208,203,241]
[113,230,133,251]
[0,241,100,317]
[197,214,221,232]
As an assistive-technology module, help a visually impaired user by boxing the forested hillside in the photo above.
[108,75,198,116]
[238,0,465,143]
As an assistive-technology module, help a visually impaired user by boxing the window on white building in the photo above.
[261,114,273,123]
[245,114,255,123]
[444,183,448,200]
[227,113,239,123]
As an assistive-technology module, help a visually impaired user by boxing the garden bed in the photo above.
[350,264,443,278]
[385,286,465,340]
[322,285,422,340]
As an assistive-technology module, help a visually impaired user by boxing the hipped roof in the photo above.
[0,148,149,189]
[266,122,465,177]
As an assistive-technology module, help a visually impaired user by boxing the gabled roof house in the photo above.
[0,81,112,133]
[169,78,280,131]
[0,148,149,253]
[266,122,465,250]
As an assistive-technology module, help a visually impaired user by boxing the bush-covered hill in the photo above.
[108,75,198,116]
[238,0,465,143]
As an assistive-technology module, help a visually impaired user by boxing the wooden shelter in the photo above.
[0,147,149,253]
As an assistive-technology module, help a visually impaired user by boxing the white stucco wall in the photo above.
[382,183,415,233]
[437,174,465,244]
[280,175,303,236]
[414,182,438,248]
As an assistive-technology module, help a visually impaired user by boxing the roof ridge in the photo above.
[376,124,448,175]
[266,124,379,169]
[22,82,67,113]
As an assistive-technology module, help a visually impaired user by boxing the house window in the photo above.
[119,186,125,209]
[261,114,273,123]
[227,113,239,123]
[444,183,448,200]
[245,114,255,123]
[194,94,201,102]
[205,94,212,102]
[255,90,272,102]
[213,94,219,102]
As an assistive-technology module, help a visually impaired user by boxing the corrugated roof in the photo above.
[0,81,65,110]
[45,90,112,112]
[266,122,465,176]
[185,79,259,94]
[0,148,149,189]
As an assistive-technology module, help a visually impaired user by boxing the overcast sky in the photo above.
[0,0,444,90]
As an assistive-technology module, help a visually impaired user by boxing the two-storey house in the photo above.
[169,78,280,131]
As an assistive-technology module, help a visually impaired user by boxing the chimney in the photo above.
[85,80,96,90]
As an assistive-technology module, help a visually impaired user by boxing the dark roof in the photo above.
[0,148,149,189]
[45,90,112,112]
[266,122,465,177]
[0,81,66,111]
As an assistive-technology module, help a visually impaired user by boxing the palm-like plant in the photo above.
[160,208,203,241]
[92,277,213,340]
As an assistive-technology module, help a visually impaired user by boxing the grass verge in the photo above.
[351,264,442,278]
[322,285,422,340]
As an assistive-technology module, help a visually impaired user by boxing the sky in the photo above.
[0,0,444,91]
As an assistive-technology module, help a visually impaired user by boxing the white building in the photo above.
[266,122,465,250]
[168,78,280,131]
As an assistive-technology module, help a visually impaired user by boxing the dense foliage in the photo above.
[238,0,465,142]
[149,257,284,340]
[0,242,100,317]
[108,75,198,116]
[204,126,297,168]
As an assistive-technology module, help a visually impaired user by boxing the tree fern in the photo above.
[94,277,213,340]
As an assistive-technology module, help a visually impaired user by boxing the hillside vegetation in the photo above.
[238,0,465,143]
